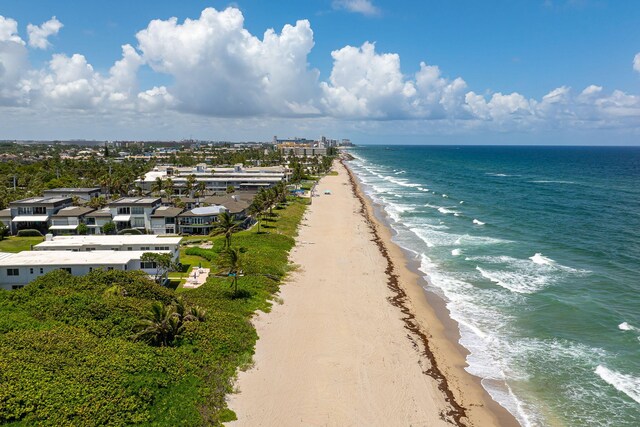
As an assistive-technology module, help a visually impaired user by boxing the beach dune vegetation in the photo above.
[0,196,310,426]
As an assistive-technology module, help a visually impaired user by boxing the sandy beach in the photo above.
[227,160,518,426]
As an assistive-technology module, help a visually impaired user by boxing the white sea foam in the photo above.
[618,322,636,331]
[487,173,510,177]
[476,266,549,294]
[529,253,555,265]
[442,194,449,198]
[438,207,459,215]
[451,248,462,256]
[473,219,485,225]
[394,170,406,175]
[417,187,430,192]
[595,365,640,404]
[459,200,464,204]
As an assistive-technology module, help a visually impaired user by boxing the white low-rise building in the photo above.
[34,235,182,261]
[0,250,170,290]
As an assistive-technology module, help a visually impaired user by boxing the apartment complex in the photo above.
[138,163,290,194]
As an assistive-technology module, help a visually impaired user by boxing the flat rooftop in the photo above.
[0,250,167,266]
[35,235,182,249]
[109,197,161,206]
[44,188,101,193]
[10,196,71,205]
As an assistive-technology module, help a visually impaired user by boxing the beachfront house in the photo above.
[108,197,161,233]
[34,234,182,262]
[0,234,184,290]
[48,206,96,235]
[84,208,113,234]
[8,196,73,235]
[150,207,184,235]
[178,206,228,235]
[0,250,172,290]
[202,194,250,220]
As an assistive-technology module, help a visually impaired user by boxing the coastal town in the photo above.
[0,136,348,290]
[2,2,638,426]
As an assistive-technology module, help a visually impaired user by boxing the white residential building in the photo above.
[108,197,162,232]
[138,164,290,194]
[0,251,169,290]
[34,235,182,261]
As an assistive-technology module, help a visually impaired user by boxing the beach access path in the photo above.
[226,161,508,427]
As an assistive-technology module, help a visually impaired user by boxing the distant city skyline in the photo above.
[1,0,640,144]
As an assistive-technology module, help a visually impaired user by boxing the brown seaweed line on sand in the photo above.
[340,158,469,427]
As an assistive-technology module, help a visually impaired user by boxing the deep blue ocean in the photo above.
[347,145,640,426]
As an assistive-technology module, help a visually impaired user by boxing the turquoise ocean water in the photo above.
[347,145,640,426]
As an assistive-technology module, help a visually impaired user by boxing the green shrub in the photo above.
[16,229,43,237]
[0,197,310,426]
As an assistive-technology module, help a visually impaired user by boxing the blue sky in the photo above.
[1,0,640,143]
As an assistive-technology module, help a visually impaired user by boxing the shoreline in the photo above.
[341,157,520,427]
[226,159,517,426]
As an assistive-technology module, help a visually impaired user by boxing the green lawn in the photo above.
[0,236,44,252]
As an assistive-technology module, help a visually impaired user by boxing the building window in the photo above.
[7,268,19,276]
[117,207,131,215]
[127,247,133,251]
[107,267,114,271]
[131,207,144,215]
[30,268,34,274]
[11,285,24,290]
[61,268,72,274]
[140,261,156,269]
[40,268,44,274]
[132,218,145,228]
[141,246,150,250]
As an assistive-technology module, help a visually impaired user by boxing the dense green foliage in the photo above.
[0,154,151,209]
[0,196,310,426]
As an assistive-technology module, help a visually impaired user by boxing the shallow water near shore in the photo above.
[346,145,640,426]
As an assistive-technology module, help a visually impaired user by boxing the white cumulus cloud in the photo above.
[1,8,640,138]
[0,15,29,105]
[27,16,63,49]
[332,0,381,17]
[135,7,320,117]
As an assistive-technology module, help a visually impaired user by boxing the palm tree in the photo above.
[133,302,183,347]
[210,211,239,249]
[196,181,206,199]
[218,247,244,296]
[164,178,174,197]
[186,174,197,198]
[248,200,263,233]
[134,299,206,346]
[151,177,164,196]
